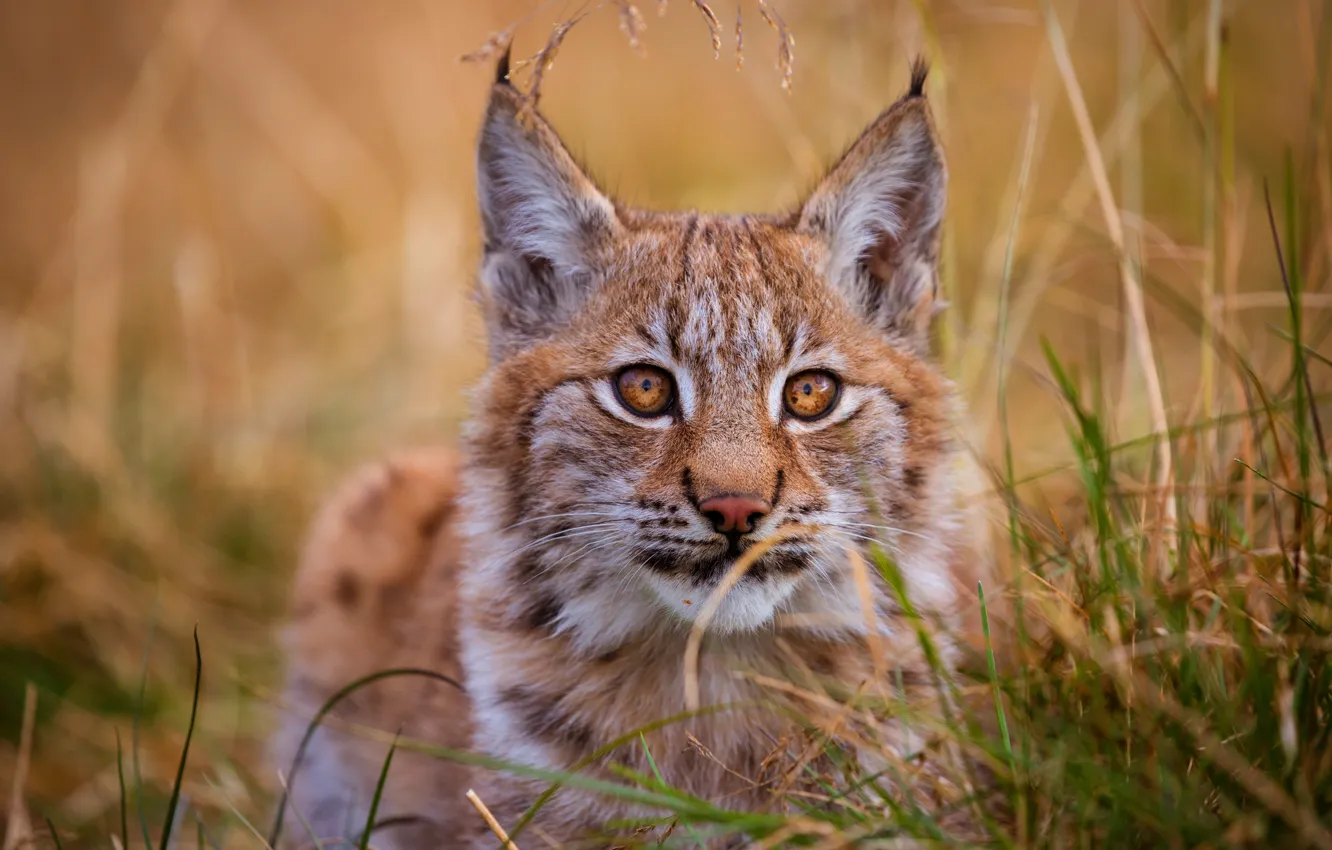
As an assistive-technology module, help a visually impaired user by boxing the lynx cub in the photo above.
[272,54,991,849]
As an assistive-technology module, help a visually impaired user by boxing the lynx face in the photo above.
[462,62,961,647]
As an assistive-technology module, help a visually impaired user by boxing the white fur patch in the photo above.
[641,569,802,633]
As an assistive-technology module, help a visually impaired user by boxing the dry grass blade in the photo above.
[845,548,887,690]
[466,788,520,850]
[66,0,221,470]
[459,0,558,64]
[757,0,795,91]
[274,772,323,850]
[466,1,799,103]
[683,524,812,710]
[691,0,722,59]
[1128,0,1206,140]
[526,18,578,108]
[988,5,1218,433]
[2,685,37,850]
[616,1,647,55]
[1042,0,1176,568]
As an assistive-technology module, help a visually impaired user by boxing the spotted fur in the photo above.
[272,63,993,849]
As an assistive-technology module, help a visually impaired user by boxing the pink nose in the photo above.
[698,495,772,535]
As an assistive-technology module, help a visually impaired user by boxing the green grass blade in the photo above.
[359,733,399,850]
[979,582,1015,777]
[1234,459,1330,514]
[267,667,463,848]
[133,610,159,850]
[508,702,731,842]
[639,733,705,846]
[998,100,1041,598]
[1268,327,1332,371]
[159,628,203,850]
[116,729,129,850]
[383,730,781,829]
[1267,176,1328,473]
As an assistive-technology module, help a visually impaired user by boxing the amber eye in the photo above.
[783,370,840,420]
[615,365,675,417]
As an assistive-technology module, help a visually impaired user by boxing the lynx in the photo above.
[271,53,993,849]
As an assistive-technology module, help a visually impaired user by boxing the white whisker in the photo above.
[481,522,625,573]
[820,526,907,557]
[533,534,628,580]
[501,510,623,531]
[817,519,930,542]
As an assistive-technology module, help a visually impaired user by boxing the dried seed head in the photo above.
[734,4,744,70]
[758,0,795,91]
[691,0,722,59]
[526,20,574,109]
[616,1,648,56]
[461,29,513,66]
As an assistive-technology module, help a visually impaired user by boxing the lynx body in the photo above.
[271,58,991,849]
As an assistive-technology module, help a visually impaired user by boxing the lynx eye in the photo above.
[615,365,675,417]
[783,370,840,421]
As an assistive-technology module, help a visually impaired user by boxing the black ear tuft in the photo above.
[495,44,513,86]
[908,57,929,98]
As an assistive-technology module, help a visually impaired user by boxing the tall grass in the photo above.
[2,1,1330,847]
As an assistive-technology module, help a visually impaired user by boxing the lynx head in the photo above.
[462,57,965,651]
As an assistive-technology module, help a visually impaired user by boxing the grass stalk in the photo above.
[268,667,464,848]
[978,583,1014,778]
[159,629,203,850]
[359,734,399,850]
[116,730,129,850]
[1199,0,1223,493]
[1117,0,1145,439]
[998,100,1041,544]
[2,685,37,850]
[1042,0,1176,575]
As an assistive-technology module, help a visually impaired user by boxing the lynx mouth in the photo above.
[637,549,811,632]
[636,544,812,585]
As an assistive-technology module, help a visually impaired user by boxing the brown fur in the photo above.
[272,67,994,849]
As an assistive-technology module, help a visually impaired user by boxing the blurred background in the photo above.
[0,0,1328,841]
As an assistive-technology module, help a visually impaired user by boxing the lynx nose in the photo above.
[698,495,772,535]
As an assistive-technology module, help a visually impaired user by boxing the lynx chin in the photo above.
[272,52,994,849]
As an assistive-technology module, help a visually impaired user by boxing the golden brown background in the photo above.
[1,0,1327,839]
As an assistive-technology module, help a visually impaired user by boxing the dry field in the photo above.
[1,1,1329,846]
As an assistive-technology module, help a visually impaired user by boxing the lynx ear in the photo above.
[796,67,946,350]
[476,53,621,358]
